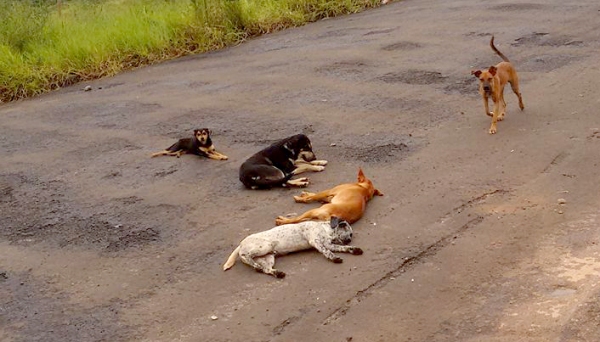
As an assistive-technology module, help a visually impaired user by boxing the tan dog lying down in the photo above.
[275,168,383,226]
[222,217,362,278]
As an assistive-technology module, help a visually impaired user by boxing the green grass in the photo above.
[0,0,380,103]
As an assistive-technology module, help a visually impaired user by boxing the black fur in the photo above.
[163,129,212,157]
[239,134,316,189]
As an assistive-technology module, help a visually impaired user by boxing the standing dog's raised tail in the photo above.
[223,245,241,271]
[490,35,510,63]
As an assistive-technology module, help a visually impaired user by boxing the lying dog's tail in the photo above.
[490,35,510,63]
[223,245,241,271]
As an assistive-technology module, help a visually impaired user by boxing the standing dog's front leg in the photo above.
[489,100,501,134]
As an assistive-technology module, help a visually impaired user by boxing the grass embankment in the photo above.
[0,0,380,103]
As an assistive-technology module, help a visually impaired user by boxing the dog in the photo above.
[275,168,383,226]
[471,36,524,134]
[239,134,327,189]
[222,216,362,278]
[151,128,228,160]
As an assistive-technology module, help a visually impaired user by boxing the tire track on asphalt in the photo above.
[269,189,511,334]
[321,215,485,325]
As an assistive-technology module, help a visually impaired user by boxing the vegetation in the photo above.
[0,0,380,103]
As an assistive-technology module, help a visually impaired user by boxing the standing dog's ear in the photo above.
[471,70,482,78]
[488,66,497,76]
[330,216,340,228]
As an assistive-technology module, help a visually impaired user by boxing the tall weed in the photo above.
[0,0,381,103]
[0,1,50,52]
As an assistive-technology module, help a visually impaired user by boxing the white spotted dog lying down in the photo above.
[222,216,363,278]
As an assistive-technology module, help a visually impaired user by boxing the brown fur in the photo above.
[471,36,524,134]
[275,168,383,226]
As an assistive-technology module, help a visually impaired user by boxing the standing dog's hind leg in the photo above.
[510,78,524,110]
[498,93,507,121]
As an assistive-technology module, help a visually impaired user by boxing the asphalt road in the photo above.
[1,0,600,341]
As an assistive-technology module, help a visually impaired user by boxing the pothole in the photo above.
[377,70,447,85]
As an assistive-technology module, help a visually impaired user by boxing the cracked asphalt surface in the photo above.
[2,0,600,341]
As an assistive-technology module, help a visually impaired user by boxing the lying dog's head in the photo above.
[194,128,211,146]
[329,216,353,245]
[357,168,384,198]
[284,134,316,162]
[471,67,496,96]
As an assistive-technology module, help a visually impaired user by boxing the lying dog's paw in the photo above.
[273,270,286,278]
[487,111,494,117]
[287,177,310,187]
[332,256,343,263]
[351,247,364,255]
[294,191,315,202]
[275,216,287,226]
[313,165,325,172]
[310,160,328,166]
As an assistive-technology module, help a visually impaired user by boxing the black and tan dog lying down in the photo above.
[223,216,362,278]
[151,128,228,160]
[239,134,327,189]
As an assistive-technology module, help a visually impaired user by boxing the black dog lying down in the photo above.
[151,128,228,160]
[239,134,327,189]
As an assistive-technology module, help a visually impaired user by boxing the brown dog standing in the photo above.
[275,168,383,225]
[471,36,524,134]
